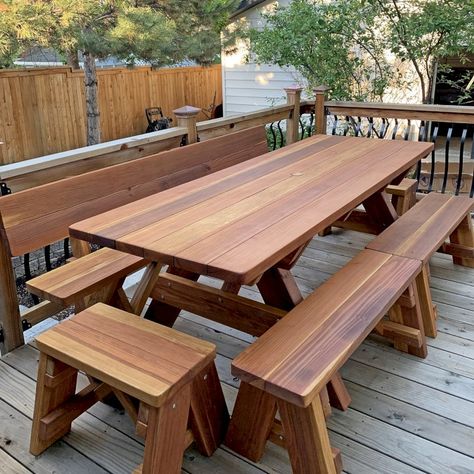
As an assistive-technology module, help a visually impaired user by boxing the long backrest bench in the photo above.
[367,192,474,339]
[0,126,269,355]
[225,248,423,474]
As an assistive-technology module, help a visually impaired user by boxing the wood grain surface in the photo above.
[71,135,432,284]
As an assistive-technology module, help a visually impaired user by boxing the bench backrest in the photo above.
[0,126,268,257]
[232,249,420,408]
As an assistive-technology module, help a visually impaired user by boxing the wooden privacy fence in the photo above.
[0,64,222,164]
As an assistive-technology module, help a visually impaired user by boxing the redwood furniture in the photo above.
[30,303,228,474]
[67,135,433,399]
[228,249,422,473]
[367,191,474,339]
[0,126,268,354]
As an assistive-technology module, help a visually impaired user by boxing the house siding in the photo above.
[223,0,302,116]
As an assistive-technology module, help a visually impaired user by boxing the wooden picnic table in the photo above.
[69,133,433,418]
[70,134,432,286]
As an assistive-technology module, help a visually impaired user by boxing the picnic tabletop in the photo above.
[70,134,433,285]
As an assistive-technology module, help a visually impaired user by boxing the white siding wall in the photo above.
[223,0,304,116]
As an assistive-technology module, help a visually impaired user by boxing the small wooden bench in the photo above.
[0,126,268,354]
[225,249,423,473]
[367,192,474,338]
[30,303,229,473]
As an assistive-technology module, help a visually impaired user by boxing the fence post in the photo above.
[173,106,200,145]
[285,86,303,144]
[314,86,330,135]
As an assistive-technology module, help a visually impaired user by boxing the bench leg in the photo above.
[386,178,417,216]
[278,396,339,474]
[449,215,474,268]
[415,267,437,338]
[389,284,427,358]
[225,382,277,462]
[189,363,229,456]
[141,384,191,474]
[30,354,78,455]
[326,373,351,411]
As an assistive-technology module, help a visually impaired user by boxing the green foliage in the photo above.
[0,0,239,67]
[248,0,474,103]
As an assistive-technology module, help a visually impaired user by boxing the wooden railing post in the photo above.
[285,86,303,144]
[0,235,23,355]
[173,106,201,145]
[314,86,330,135]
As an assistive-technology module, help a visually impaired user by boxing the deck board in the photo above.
[1,229,473,473]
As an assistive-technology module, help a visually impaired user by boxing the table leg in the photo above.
[130,262,163,315]
[144,266,199,326]
[257,267,303,309]
[362,191,399,229]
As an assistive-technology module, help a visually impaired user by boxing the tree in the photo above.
[1,0,238,144]
[247,0,474,103]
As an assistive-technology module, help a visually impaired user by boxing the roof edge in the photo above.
[231,0,267,19]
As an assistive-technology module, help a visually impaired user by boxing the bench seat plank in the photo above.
[366,193,474,263]
[26,248,145,306]
[35,303,215,407]
[232,249,421,408]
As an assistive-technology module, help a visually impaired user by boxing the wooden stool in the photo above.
[30,303,229,473]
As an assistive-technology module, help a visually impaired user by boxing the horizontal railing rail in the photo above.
[301,97,474,198]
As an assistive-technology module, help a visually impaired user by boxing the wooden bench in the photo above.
[367,192,474,339]
[30,303,228,473]
[0,126,269,354]
[225,249,423,473]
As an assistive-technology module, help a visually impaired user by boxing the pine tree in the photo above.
[1,0,238,144]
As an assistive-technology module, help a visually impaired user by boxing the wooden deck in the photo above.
[1,229,473,473]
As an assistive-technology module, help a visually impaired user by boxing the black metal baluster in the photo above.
[455,127,468,196]
[428,125,439,193]
[268,123,277,151]
[367,117,374,138]
[355,117,362,137]
[403,120,411,141]
[44,245,52,271]
[331,115,338,135]
[277,120,284,147]
[378,118,387,139]
[441,125,453,194]
[299,117,306,140]
[64,238,70,260]
[391,119,399,140]
[308,113,314,137]
[343,116,349,136]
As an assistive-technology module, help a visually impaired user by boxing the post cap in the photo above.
[313,85,330,94]
[284,85,304,94]
[173,105,201,118]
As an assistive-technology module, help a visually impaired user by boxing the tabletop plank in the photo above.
[70,134,339,245]
[70,136,433,284]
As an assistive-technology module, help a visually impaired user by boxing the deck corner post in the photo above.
[285,86,303,145]
[314,86,330,135]
[0,235,23,355]
[173,105,200,145]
